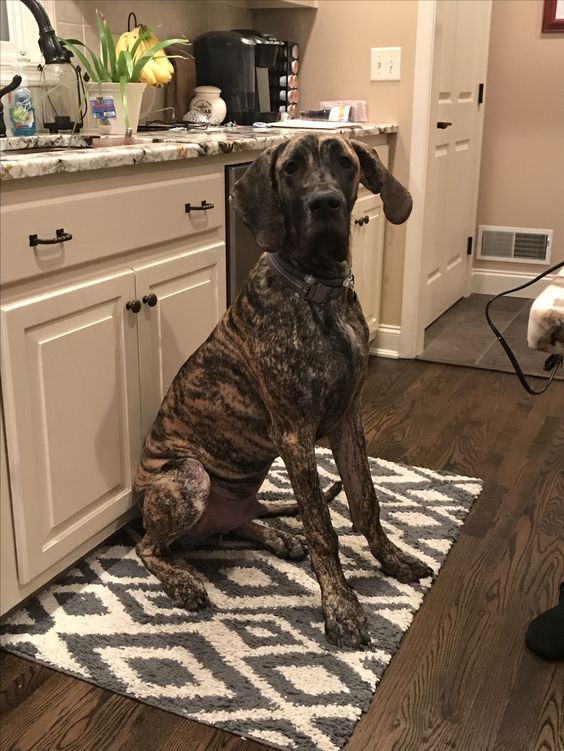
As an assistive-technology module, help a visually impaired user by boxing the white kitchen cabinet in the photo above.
[0,241,226,608]
[0,270,143,584]
[135,242,227,436]
[0,159,227,614]
[350,190,385,338]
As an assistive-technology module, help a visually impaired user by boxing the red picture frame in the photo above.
[542,0,564,32]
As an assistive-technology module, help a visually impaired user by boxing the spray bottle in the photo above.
[8,59,37,137]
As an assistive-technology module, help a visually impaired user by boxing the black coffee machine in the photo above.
[194,30,283,125]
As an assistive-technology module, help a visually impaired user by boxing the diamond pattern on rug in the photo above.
[0,448,482,751]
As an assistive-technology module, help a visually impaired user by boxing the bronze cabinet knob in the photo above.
[142,293,158,307]
[125,299,142,313]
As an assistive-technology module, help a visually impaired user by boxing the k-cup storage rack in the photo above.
[271,41,299,119]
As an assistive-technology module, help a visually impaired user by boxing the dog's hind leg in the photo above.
[136,458,211,610]
[231,520,308,560]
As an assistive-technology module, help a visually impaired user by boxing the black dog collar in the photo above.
[267,252,356,304]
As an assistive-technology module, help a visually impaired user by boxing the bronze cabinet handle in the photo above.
[437,121,453,129]
[354,215,370,226]
[29,228,73,247]
[185,200,214,213]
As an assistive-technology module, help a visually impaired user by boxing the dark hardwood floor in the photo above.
[1,358,563,751]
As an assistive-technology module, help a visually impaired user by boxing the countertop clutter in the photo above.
[0,123,398,181]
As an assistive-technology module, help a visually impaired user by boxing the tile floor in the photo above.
[417,293,563,381]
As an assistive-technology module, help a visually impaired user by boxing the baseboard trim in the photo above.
[471,268,557,298]
[370,324,401,359]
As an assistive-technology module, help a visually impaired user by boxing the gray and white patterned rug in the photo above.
[1,449,482,751]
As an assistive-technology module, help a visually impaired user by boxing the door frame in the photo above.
[399,0,492,358]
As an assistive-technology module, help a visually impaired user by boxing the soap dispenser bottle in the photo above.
[8,60,37,137]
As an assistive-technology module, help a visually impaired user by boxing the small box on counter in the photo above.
[320,100,368,122]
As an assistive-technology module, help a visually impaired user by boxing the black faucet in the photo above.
[19,0,71,64]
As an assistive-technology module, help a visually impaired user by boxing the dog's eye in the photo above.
[284,160,298,175]
[339,156,353,169]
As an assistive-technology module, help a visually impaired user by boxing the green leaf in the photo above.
[62,36,108,82]
[119,75,129,130]
[116,50,134,82]
[100,17,117,81]
[59,39,99,82]
[128,28,149,63]
[131,37,186,81]
[90,49,109,82]
[95,11,109,73]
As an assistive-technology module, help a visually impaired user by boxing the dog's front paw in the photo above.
[270,531,308,561]
[323,591,371,649]
[163,576,210,611]
[378,545,433,583]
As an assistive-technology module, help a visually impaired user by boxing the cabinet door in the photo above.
[350,191,386,338]
[0,270,143,583]
[134,242,227,435]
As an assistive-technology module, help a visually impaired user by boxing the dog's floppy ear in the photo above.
[230,143,287,252]
[350,140,413,225]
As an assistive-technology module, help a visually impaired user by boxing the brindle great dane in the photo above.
[133,133,432,648]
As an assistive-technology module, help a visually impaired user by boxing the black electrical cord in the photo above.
[484,260,564,395]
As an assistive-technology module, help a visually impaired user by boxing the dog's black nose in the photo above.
[308,191,343,217]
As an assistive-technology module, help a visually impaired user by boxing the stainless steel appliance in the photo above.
[225,162,262,304]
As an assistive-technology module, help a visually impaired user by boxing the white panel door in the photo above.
[422,0,492,327]
[135,242,227,436]
[351,192,385,338]
[0,270,143,583]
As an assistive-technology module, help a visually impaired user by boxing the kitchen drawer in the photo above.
[0,171,224,285]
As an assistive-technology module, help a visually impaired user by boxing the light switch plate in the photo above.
[370,47,401,81]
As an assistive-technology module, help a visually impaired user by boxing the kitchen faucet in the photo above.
[20,0,71,65]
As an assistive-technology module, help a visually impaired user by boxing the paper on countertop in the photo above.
[272,119,360,129]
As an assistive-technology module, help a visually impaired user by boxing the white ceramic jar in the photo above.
[188,86,227,125]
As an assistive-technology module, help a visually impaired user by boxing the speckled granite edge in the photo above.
[0,133,93,151]
[0,124,398,181]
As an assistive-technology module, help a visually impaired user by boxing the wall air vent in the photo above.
[477,225,552,265]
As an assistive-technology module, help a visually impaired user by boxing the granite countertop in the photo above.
[0,123,398,181]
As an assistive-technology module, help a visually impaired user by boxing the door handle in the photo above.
[437,121,453,129]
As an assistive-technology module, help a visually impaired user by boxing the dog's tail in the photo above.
[261,481,343,518]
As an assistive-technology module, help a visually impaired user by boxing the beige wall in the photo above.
[54,0,252,45]
[476,0,564,272]
[254,0,419,325]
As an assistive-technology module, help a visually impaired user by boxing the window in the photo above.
[1,1,10,42]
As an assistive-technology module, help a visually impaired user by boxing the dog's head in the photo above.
[230,134,412,268]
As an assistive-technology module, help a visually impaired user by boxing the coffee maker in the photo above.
[194,30,283,125]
